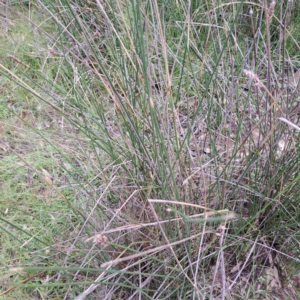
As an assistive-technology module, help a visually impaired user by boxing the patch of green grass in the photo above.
[0,4,92,299]
[0,150,78,298]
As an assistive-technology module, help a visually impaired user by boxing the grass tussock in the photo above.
[1,0,300,299]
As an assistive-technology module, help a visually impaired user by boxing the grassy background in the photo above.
[1,0,300,299]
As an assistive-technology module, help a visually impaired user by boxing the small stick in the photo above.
[278,117,300,132]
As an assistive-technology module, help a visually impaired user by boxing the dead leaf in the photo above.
[41,168,53,186]
[264,267,281,289]
[230,261,242,273]
[39,140,44,148]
